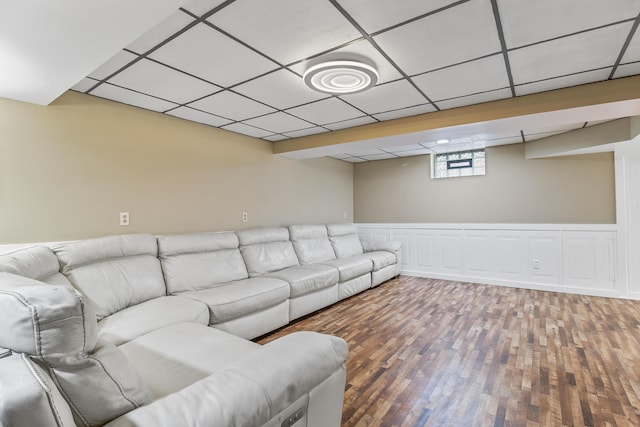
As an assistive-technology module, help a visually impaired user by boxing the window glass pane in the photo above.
[432,149,486,179]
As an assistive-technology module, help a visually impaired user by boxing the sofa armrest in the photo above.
[105,332,348,427]
[362,240,402,254]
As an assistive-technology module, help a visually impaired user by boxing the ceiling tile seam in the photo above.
[513,65,613,88]
[321,114,375,128]
[435,86,511,103]
[161,105,233,123]
[85,10,202,95]
[507,18,637,52]
[238,114,322,135]
[192,0,236,21]
[581,122,588,129]
[201,21,283,69]
[367,0,472,38]
[141,55,224,88]
[608,11,640,79]
[327,0,440,111]
[490,0,516,97]
[334,97,380,122]
[96,81,180,107]
[407,51,503,79]
[277,109,334,130]
[520,130,526,143]
[369,101,433,117]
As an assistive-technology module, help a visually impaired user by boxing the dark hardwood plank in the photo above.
[257,277,640,426]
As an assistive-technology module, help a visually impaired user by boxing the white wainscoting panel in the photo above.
[357,223,629,299]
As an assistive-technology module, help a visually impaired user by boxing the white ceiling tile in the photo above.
[339,0,460,34]
[222,122,273,138]
[71,78,98,92]
[263,134,290,141]
[150,23,278,87]
[436,88,512,110]
[283,127,330,138]
[372,103,436,121]
[234,69,327,110]
[413,54,510,101]
[613,62,640,79]
[329,153,352,159]
[374,0,501,74]
[166,106,231,127]
[182,0,228,17]
[287,98,363,125]
[515,68,612,96]
[126,10,195,54]
[188,91,275,121]
[387,144,425,152]
[345,148,386,156]
[393,148,432,157]
[88,51,138,80]
[498,0,640,48]
[342,157,367,163]
[108,58,220,104]
[208,0,361,65]
[324,116,377,130]
[361,153,399,161]
[622,28,640,63]
[341,79,426,114]
[91,83,178,112]
[509,23,631,85]
[242,112,313,134]
[288,39,403,85]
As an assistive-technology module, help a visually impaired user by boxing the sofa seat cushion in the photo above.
[119,323,260,398]
[363,250,397,271]
[265,264,338,298]
[321,257,373,282]
[97,296,210,346]
[179,277,290,323]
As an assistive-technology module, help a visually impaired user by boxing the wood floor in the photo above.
[257,276,640,427]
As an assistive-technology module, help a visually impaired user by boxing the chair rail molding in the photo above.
[355,223,631,299]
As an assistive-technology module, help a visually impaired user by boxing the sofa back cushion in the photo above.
[327,224,364,258]
[0,245,72,286]
[289,225,336,265]
[237,227,299,277]
[0,273,153,427]
[53,234,165,320]
[158,232,249,293]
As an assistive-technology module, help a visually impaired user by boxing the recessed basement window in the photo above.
[431,149,486,179]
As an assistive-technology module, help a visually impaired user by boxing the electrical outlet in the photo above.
[242,212,248,223]
[119,212,130,226]
[532,259,541,269]
[343,211,348,219]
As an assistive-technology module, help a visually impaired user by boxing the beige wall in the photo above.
[0,91,353,244]
[354,144,615,224]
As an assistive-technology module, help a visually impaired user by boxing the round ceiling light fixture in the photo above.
[436,139,450,144]
[303,60,379,95]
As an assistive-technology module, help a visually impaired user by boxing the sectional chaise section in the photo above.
[0,223,400,427]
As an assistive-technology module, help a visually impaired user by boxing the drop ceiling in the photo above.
[4,0,640,161]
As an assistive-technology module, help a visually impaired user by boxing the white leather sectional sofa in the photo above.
[0,224,401,427]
